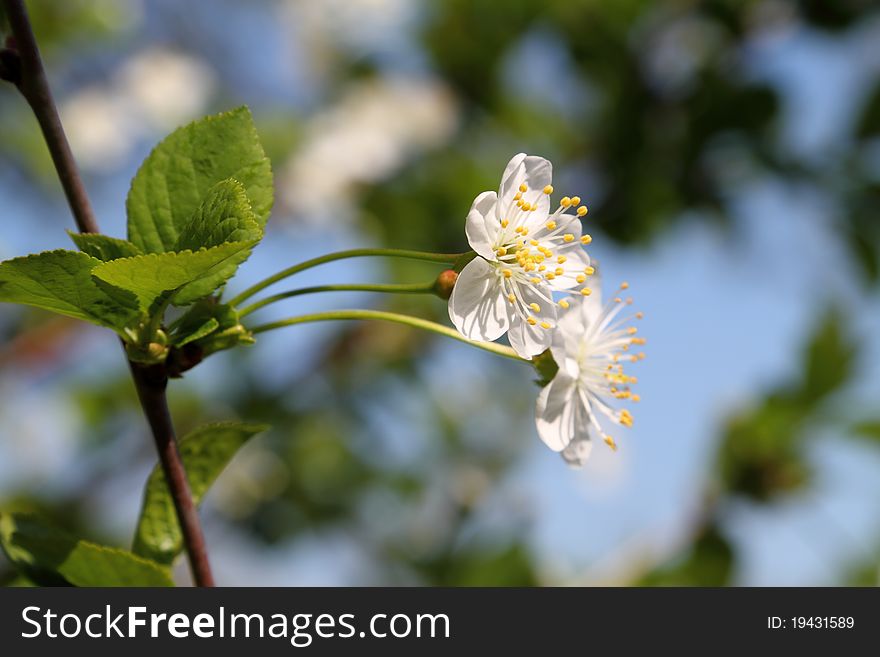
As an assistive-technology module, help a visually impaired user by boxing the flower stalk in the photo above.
[248,309,529,363]
[238,281,437,318]
[228,248,465,307]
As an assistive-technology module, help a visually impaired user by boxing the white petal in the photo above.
[553,212,583,239]
[577,274,605,326]
[506,281,556,358]
[465,191,500,260]
[547,245,591,291]
[448,257,509,342]
[549,322,580,379]
[535,372,585,452]
[498,153,526,207]
[561,434,594,467]
[497,154,553,218]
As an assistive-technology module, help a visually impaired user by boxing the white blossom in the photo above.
[449,153,593,358]
[535,281,645,466]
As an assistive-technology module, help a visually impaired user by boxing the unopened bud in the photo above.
[146,342,169,361]
[433,269,458,300]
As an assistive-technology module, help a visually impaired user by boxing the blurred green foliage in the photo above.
[2,0,880,586]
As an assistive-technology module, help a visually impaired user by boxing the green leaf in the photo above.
[171,299,251,355]
[68,231,143,261]
[91,240,259,311]
[171,317,219,347]
[0,250,138,332]
[0,513,173,587]
[175,178,262,251]
[127,107,273,253]
[133,421,269,564]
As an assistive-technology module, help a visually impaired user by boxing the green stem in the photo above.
[228,248,465,307]
[248,310,528,363]
[238,282,436,318]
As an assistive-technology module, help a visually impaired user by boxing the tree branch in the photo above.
[2,0,215,586]
[128,363,215,587]
[1,0,99,234]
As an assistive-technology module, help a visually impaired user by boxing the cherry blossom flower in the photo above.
[535,281,645,466]
[449,153,593,358]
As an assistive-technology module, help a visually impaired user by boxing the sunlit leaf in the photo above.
[91,240,259,311]
[68,231,143,261]
[127,107,273,253]
[0,249,138,333]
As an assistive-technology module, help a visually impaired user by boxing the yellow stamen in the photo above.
[558,299,570,309]
[604,435,617,451]
[540,321,551,329]
[546,221,557,230]
[576,274,586,284]
[581,235,592,245]
[561,196,572,207]
[527,317,537,326]
[496,247,507,256]
[581,288,592,296]
[543,184,553,195]
[557,255,567,264]
[563,234,574,242]
[577,205,588,216]
[529,302,541,312]
[519,183,528,193]
[501,219,509,228]
[503,269,512,279]
[507,293,516,303]
[570,196,581,206]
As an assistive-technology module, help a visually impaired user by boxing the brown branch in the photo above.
[1,0,99,234]
[2,0,215,586]
[129,363,215,587]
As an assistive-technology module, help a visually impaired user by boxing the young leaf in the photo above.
[0,250,139,333]
[171,298,251,355]
[91,240,259,311]
[171,317,219,347]
[175,178,262,252]
[0,513,174,587]
[133,421,269,564]
[127,107,273,253]
[68,231,143,261]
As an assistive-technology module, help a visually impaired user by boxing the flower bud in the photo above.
[146,341,169,361]
[433,269,458,300]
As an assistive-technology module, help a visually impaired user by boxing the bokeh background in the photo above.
[2,0,880,586]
